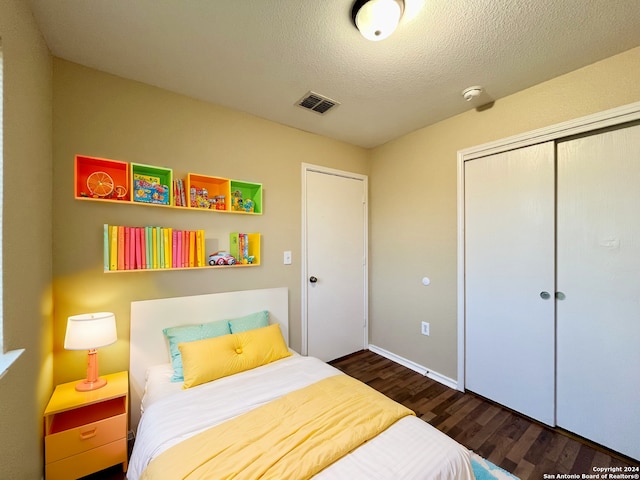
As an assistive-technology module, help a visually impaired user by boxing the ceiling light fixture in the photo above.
[352,0,405,42]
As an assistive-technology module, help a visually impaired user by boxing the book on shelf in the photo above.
[145,226,152,269]
[173,180,180,206]
[172,230,178,268]
[108,225,118,271]
[124,227,131,270]
[117,226,125,270]
[165,227,170,268]
[230,232,251,264]
[140,227,147,269]
[135,227,142,269]
[188,231,195,267]
[152,227,158,269]
[172,179,187,207]
[159,227,165,268]
[196,230,204,267]
[103,224,110,271]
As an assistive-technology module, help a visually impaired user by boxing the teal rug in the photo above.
[470,452,520,480]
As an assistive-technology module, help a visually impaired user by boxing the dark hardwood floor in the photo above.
[89,349,639,479]
[329,350,640,480]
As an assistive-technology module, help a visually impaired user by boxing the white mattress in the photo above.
[127,355,474,480]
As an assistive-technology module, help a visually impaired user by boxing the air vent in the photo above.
[296,91,340,115]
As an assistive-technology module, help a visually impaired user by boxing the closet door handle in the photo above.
[540,291,551,300]
[556,291,566,300]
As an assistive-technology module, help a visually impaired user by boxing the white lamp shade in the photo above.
[64,312,117,350]
[355,0,404,41]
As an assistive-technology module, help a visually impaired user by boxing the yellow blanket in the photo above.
[140,374,415,480]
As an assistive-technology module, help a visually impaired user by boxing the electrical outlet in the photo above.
[421,321,430,336]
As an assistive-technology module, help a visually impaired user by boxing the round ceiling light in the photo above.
[352,0,405,42]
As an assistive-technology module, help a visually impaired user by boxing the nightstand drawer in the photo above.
[45,438,127,480]
[45,412,126,463]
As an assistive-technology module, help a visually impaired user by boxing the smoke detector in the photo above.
[462,86,483,102]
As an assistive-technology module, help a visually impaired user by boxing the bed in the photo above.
[127,288,475,480]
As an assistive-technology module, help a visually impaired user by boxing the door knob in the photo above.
[309,276,318,283]
[540,291,551,299]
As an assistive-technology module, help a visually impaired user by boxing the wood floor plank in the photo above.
[524,428,555,465]
[465,408,512,451]
[476,403,502,426]
[557,438,583,473]
[571,443,597,475]
[439,396,483,434]
[542,429,570,464]
[591,450,613,470]
[507,423,544,464]
[512,458,536,480]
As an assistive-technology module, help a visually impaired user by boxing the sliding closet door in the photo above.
[557,123,640,460]
[465,142,556,425]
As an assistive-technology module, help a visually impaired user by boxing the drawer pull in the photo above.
[79,428,97,440]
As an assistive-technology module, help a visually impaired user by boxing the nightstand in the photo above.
[44,371,128,480]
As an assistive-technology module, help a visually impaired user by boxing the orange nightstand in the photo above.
[44,371,129,480]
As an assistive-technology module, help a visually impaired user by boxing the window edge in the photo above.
[0,349,25,380]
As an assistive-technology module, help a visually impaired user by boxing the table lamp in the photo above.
[64,312,117,392]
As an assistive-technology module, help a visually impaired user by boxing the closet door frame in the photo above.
[456,101,640,391]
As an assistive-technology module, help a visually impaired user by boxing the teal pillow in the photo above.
[228,310,269,333]
[163,319,231,382]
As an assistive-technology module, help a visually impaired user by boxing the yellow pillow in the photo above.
[179,323,292,389]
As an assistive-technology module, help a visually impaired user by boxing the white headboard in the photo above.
[129,287,289,429]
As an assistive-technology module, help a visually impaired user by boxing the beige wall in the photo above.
[369,46,640,380]
[52,59,369,385]
[0,0,53,478]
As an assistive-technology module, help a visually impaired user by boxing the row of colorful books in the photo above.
[104,224,206,271]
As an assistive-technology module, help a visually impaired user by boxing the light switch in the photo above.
[284,251,292,265]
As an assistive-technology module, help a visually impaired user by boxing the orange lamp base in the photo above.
[75,348,108,391]
[75,377,108,392]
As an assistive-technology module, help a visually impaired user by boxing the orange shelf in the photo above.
[75,155,130,201]
[186,173,231,210]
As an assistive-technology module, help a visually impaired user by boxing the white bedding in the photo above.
[128,355,474,480]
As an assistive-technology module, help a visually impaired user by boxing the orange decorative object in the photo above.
[86,171,115,197]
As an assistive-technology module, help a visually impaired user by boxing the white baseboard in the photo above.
[368,344,458,390]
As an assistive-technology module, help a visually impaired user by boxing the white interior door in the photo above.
[303,165,367,362]
[464,142,556,426]
[557,124,640,460]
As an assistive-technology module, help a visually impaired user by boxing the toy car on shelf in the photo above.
[208,251,237,266]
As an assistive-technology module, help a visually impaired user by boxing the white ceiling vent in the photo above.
[296,91,340,115]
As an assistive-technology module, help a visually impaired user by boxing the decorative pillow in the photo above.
[179,323,292,389]
[163,319,231,382]
[228,310,269,333]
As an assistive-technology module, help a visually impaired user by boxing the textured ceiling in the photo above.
[28,0,640,148]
